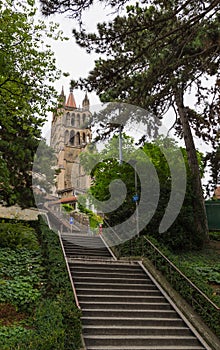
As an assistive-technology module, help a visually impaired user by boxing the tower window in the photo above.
[82,113,86,125]
[71,118,74,126]
[70,130,75,145]
[75,132,80,146]
[76,114,80,127]
[82,133,86,144]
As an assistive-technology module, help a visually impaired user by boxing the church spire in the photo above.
[82,91,90,110]
[66,87,77,108]
[58,86,66,106]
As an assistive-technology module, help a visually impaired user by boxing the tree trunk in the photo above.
[174,87,209,245]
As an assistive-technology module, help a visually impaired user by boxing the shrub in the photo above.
[0,223,39,250]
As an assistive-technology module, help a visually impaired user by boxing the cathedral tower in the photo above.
[50,87,91,198]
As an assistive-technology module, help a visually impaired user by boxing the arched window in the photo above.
[82,133,86,144]
[64,130,69,145]
[75,132,80,146]
[76,114,80,127]
[69,130,75,145]
[87,133,91,143]
[82,113,86,125]
[66,112,70,126]
[71,113,75,126]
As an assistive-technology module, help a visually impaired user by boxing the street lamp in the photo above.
[107,122,123,164]
[130,160,139,237]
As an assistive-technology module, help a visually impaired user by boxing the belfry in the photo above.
[50,87,91,199]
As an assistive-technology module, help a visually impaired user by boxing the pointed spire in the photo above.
[82,91,90,110]
[58,86,66,106]
[61,86,64,96]
[66,87,76,108]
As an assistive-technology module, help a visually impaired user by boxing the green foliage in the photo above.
[0,278,41,313]
[0,248,43,312]
[0,223,39,250]
[0,0,63,207]
[0,217,82,350]
[78,201,103,229]
[31,299,65,350]
[0,325,34,350]
[209,231,220,241]
[32,138,58,199]
[36,217,82,348]
[82,136,204,250]
[61,203,74,213]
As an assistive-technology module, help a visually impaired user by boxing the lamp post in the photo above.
[134,162,140,237]
[130,159,139,237]
[107,123,123,164]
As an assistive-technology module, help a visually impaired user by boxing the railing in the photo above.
[142,236,220,311]
[113,235,220,337]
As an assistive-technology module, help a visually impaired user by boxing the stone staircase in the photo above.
[60,233,211,350]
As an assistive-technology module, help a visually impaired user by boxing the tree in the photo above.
[40,0,220,243]
[0,0,63,207]
[81,135,205,251]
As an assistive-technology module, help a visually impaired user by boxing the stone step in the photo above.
[77,295,166,303]
[76,288,162,296]
[69,262,141,270]
[73,276,152,284]
[83,335,202,347]
[60,236,207,350]
[65,249,111,255]
[82,309,179,318]
[86,346,205,350]
[74,281,158,290]
[83,325,192,336]
[70,270,147,279]
[81,317,186,327]
[63,243,109,250]
[80,301,172,310]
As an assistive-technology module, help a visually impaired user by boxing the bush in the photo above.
[0,223,39,250]
[36,217,82,349]
[209,231,220,241]
[0,217,82,350]
[0,325,34,350]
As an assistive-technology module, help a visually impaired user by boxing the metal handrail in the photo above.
[58,230,81,310]
[143,236,220,311]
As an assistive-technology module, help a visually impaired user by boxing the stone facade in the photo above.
[50,87,91,198]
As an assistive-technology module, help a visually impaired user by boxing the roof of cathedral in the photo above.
[82,92,90,106]
[66,88,77,108]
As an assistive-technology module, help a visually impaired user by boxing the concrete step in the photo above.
[61,240,207,350]
[70,270,147,279]
[81,317,186,327]
[69,262,141,270]
[73,276,152,284]
[83,325,192,336]
[83,335,202,347]
[77,295,166,303]
[86,346,205,350]
[82,309,179,318]
[65,249,111,256]
[80,301,172,310]
[74,281,158,290]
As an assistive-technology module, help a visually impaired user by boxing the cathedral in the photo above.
[50,87,92,200]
